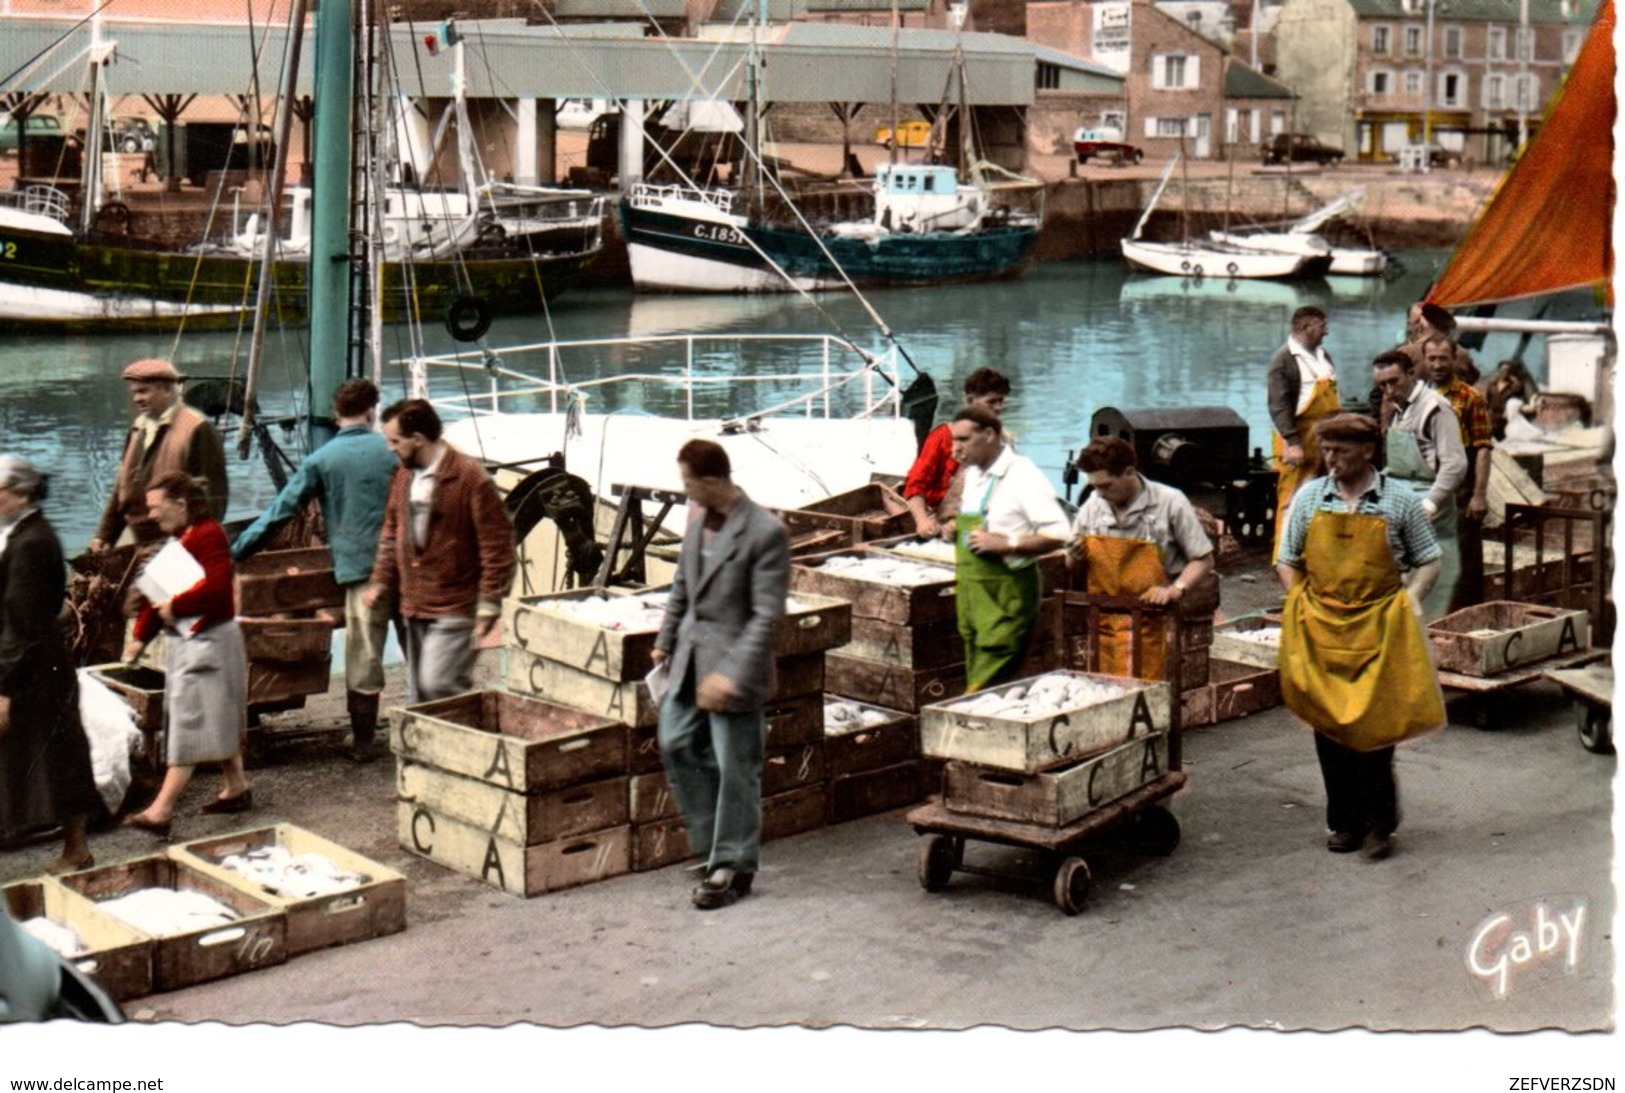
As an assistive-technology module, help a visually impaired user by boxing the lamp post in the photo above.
[1516,0,1530,149]
[1421,0,1435,171]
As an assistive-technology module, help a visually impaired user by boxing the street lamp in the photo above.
[1422,0,1435,170]
[1516,0,1530,149]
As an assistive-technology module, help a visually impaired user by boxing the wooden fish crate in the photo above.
[829,760,923,824]
[823,701,919,777]
[790,554,958,626]
[774,593,853,656]
[783,483,914,544]
[507,647,826,730]
[762,784,829,841]
[397,761,629,845]
[843,614,964,669]
[168,824,407,957]
[1427,602,1590,677]
[788,526,853,558]
[919,670,1173,773]
[87,664,164,734]
[631,817,693,872]
[629,771,680,824]
[3,879,153,1002]
[943,733,1171,826]
[1209,614,1283,670]
[763,743,825,797]
[826,653,967,713]
[390,689,626,794]
[503,589,664,683]
[241,617,336,706]
[397,802,630,898]
[56,855,287,993]
[233,547,343,616]
[626,723,667,775]
[874,541,1070,594]
[762,693,827,749]
[1181,659,1282,728]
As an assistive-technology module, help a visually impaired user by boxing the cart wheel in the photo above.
[1053,856,1091,915]
[1577,704,1614,755]
[1136,805,1182,856]
[918,834,957,892]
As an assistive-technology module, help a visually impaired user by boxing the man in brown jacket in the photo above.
[89,358,228,552]
[365,399,515,702]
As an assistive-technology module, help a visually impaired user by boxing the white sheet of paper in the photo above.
[134,538,205,634]
[645,662,670,705]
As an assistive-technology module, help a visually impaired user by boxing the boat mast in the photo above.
[306,0,357,449]
[888,0,899,170]
[741,2,763,218]
[77,24,113,234]
[235,0,311,460]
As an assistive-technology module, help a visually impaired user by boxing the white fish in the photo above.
[823,699,897,733]
[1227,626,1282,645]
[19,916,87,957]
[944,672,1128,720]
[98,888,239,935]
[216,847,366,899]
[814,555,954,587]
[545,593,669,632]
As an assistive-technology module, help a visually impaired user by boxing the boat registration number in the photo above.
[690,223,745,246]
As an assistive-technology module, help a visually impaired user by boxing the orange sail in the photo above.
[1426,0,1614,308]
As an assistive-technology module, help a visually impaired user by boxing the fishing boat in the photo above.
[621,33,1042,293]
[0,28,604,333]
[1120,155,1307,281]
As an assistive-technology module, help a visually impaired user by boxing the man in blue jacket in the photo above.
[233,378,399,761]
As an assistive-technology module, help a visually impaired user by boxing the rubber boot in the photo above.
[347,691,381,764]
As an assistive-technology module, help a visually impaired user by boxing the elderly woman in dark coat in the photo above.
[0,455,101,873]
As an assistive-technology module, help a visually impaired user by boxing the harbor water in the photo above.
[0,252,1550,548]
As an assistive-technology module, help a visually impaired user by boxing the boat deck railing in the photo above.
[0,184,71,223]
[408,333,905,425]
[626,183,736,213]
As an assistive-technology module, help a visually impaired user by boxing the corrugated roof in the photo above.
[802,0,932,10]
[1224,59,1295,97]
[1031,42,1127,80]
[775,22,1035,51]
[1344,0,1597,24]
[553,0,689,17]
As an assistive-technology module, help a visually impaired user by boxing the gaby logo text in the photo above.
[1466,899,1585,1000]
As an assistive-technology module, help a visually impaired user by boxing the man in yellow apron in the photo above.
[1068,437,1216,680]
[949,407,1070,692]
[1373,350,1468,621]
[1276,413,1445,862]
[1267,306,1340,558]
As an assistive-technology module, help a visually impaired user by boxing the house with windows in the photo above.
[1027,0,1294,157]
[1273,0,1598,164]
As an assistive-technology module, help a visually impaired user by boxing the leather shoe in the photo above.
[121,813,172,840]
[692,866,754,910]
[1326,830,1363,854]
[200,789,253,816]
[1361,832,1395,861]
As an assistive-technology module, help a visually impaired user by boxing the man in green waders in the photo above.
[1372,349,1467,620]
[949,406,1071,692]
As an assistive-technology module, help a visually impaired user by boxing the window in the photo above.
[1485,73,1505,109]
[1036,62,1060,90]
[1101,110,1126,131]
[1443,26,1462,58]
[1151,53,1199,89]
[1440,70,1465,107]
[1151,116,1188,137]
[1563,29,1583,62]
[1487,25,1506,59]
[1516,27,1534,61]
[1403,25,1423,56]
[1371,25,1391,55]
[1368,69,1392,94]
[1515,74,1541,111]
[1404,70,1423,94]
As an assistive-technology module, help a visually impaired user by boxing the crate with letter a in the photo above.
[1427,603,1589,677]
[3,879,153,1002]
[168,823,407,956]
[943,733,1170,825]
[398,801,630,898]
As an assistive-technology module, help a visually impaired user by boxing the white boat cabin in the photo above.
[871,163,984,234]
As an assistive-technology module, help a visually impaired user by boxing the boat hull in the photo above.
[1119,238,1305,280]
[622,199,1038,293]
[0,222,600,332]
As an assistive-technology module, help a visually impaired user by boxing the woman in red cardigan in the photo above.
[121,472,251,838]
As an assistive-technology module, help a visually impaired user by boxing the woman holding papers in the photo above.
[121,472,251,838]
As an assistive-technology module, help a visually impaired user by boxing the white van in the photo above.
[557,99,614,131]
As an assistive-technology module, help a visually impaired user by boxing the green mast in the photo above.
[306,0,355,448]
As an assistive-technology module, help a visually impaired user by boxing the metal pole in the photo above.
[1422,0,1435,169]
[1516,0,1530,149]
[307,0,356,450]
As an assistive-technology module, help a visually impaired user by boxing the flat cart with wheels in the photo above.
[1437,647,1606,731]
[912,594,1184,915]
[1543,659,1613,754]
[909,772,1186,915]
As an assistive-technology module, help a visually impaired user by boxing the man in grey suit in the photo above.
[652,439,790,910]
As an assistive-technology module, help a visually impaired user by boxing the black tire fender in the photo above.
[445,296,493,342]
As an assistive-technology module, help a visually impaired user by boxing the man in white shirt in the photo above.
[948,406,1070,691]
[1266,306,1340,557]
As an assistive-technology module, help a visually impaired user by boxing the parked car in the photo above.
[1261,133,1343,166]
[874,118,933,149]
[111,117,157,153]
[0,112,64,154]
[1419,142,1464,169]
[1073,126,1143,165]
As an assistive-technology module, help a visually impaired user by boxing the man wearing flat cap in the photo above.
[89,358,228,552]
[1275,412,1445,863]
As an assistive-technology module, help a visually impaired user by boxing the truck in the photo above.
[1072,126,1143,165]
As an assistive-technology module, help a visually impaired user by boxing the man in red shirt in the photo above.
[903,367,1011,537]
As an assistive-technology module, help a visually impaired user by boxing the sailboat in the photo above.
[0,23,604,332]
[1119,155,1307,280]
[620,28,1042,293]
[1208,189,1387,276]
